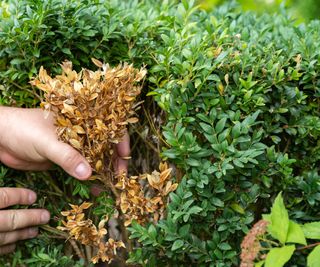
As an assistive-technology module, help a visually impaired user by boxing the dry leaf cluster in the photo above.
[31,60,178,264]
[116,162,178,226]
[58,202,125,264]
[31,59,146,173]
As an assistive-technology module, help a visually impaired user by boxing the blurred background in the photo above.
[200,0,320,22]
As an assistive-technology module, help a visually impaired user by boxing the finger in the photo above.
[0,243,16,255]
[0,152,52,170]
[0,209,50,231]
[117,131,130,157]
[116,158,129,174]
[0,188,37,209]
[44,141,92,180]
[0,227,38,246]
[115,131,130,173]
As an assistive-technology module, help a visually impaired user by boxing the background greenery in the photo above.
[200,0,320,22]
[0,0,320,266]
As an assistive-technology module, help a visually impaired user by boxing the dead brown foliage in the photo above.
[31,59,178,265]
[31,59,146,173]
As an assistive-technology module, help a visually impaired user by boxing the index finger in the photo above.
[0,188,36,209]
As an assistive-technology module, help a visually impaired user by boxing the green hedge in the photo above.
[0,0,320,266]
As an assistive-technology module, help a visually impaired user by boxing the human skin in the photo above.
[0,106,130,254]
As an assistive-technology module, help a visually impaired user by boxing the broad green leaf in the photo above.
[255,261,265,267]
[307,245,320,267]
[262,214,271,222]
[286,220,307,245]
[302,222,320,239]
[172,240,184,251]
[269,193,289,244]
[265,245,295,267]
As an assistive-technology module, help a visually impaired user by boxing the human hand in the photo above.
[91,130,130,196]
[0,107,92,179]
[113,130,130,174]
[0,187,50,255]
[0,107,130,179]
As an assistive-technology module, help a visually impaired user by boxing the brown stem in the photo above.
[100,173,132,253]
[40,225,68,238]
[69,239,86,260]
[297,242,320,251]
[134,127,159,153]
[85,245,92,263]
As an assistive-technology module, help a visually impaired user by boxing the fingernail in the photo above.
[75,162,90,179]
[29,227,38,237]
[41,211,50,223]
[28,192,37,204]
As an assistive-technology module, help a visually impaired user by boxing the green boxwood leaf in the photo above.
[199,122,213,134]
[265,245,295,267]
[218,242,231,250]
[302,222,320,239]
[307,245,320,267]
[185,158,201,166]
[286,220,307,245]
[230,203,245,214]
[148,224,157,240]
[215,118,227,134]
[172,240,184,251]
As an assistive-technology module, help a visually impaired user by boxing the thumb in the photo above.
[43,141,92,180]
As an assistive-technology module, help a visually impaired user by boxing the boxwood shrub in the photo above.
[0,0,319,266]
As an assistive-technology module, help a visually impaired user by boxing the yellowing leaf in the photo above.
[91,58,103,68]
[89,93,98,100]
[72,125,86,134]
[74,81,83,91]
[57,117,71,127]
[62,103,75,114]
[95,160,103,172]
[69,138,81,149]
[80,202,93,210]
[127,117,139,123]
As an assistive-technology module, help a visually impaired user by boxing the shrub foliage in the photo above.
[0,0,320,266]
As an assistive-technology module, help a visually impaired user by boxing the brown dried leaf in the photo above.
[69,138,81,150]
[72,125,86,134]
[91,58,103,68]
[127,117,139,124]
[80,202,93,210]
[95,160,103,172]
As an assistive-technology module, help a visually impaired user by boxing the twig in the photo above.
[85,245,92,262]
[40,224,68,238]
[100,173,132,252]
[69,239,85,260]
[134,126,159,153]
[297,242,320,251]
